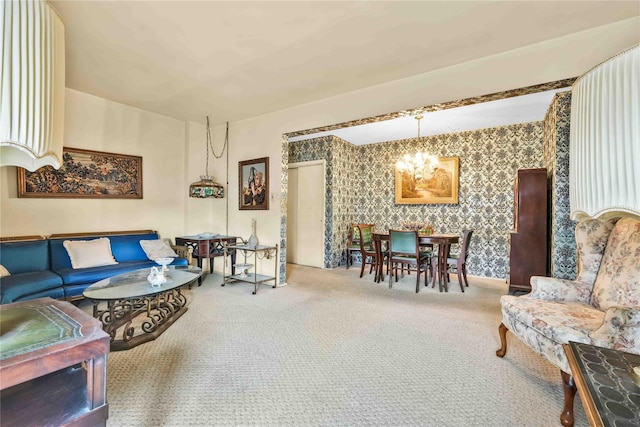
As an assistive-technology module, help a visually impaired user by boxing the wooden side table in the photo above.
[564,341,640,427]
[0,297,110,426]
[175,235,240,285]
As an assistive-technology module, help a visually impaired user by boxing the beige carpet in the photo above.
[90,264,587,426]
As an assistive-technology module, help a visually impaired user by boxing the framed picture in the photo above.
[18,147,143,199]
[395,156,459,204]
[239,157,269,210]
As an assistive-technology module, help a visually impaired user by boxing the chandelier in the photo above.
[395,114,436,180]
[189,117,227,198]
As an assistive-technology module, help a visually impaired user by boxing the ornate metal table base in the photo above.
[91,288,187,351]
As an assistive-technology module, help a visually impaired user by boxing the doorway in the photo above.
[287,160,325,268]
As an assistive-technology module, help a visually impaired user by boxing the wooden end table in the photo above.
[0,297,109,426]
[564,341,640,427]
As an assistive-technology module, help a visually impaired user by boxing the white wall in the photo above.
[1,18,637,280]
[0,89,189,240]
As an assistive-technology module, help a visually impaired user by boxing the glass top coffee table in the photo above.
[83,266,202,351]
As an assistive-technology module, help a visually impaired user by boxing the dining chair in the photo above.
[446,229,473,291]
[356,224,383,280]
[387,229,432,293]
[346,224,361,269]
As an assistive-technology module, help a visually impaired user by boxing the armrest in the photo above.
[528,276,593,303]
[589,306,640,353]
[171,245,193,265]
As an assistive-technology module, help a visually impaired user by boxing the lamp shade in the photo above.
[189,175,224,198]
[0,0,65,171]
[570,45,640,220]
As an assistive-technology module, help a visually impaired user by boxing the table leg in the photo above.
[230,249,236,275]
[441,243,450,292]
[374,238,382,282]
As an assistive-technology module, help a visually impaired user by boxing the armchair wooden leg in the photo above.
[496,323,508,357]
[560,371,576,427]
[359,257,366,278]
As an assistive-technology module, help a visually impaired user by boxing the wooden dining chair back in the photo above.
[446,229,474,291]
[346,224,365,269]
[388,229,432,293]
[356,224,380,280]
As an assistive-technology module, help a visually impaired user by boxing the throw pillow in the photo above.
[0,264,10,277]
[139,239,178,260]
[63,238,118,269]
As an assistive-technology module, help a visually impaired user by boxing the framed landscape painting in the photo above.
[18,148,143,199]
[239,157,269,210]
[395,156,459,204]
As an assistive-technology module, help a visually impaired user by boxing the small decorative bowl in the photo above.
[155,257,173,271]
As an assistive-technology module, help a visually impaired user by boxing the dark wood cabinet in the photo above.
[509,168,548,294]
[0,298,109,427]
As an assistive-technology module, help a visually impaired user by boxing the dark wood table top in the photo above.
[0,297,109,390]
[373,231,459,243]
[564,341,640,427]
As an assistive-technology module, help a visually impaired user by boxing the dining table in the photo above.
[373,231,459,292]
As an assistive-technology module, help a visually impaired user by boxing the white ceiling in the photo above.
[49,1,639,127]
[288,87,570,145]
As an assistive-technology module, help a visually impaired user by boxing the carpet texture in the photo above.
[95,265,587,426]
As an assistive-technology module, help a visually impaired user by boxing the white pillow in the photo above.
[0,264,10,277]
[139,239,178,260]
[63,238,118,269]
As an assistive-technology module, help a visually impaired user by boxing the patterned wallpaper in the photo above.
[290,121,546,278]
[288,136,358,269]
[543,91,576,279]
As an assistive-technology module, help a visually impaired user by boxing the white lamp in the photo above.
[0,0,65,171]
[570,45,640,220]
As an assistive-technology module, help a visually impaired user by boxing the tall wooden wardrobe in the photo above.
[509,168,548,294]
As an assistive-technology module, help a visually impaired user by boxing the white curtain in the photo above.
[570,45,640,221]
[0,0,65,171]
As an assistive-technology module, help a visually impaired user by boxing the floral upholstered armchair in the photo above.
[496,217,640,427]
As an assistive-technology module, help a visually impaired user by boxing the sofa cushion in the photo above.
[575,218,618,287]
[501,295,604,345]
[139,239,178,260]
[63,238,118,269]
[0,271,64,304]
[49,232,159,270]
[0,240,50,274]
[591,217,640,310]
[55,261,152,287]
[0,265,9,277]
[109,233,159,262]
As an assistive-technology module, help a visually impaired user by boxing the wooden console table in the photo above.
[0,297,109,426]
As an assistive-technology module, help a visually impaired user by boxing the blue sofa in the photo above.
[0,230,190,304]
[0,238,65,304]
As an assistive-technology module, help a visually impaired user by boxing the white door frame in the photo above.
[288,159,326,268]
